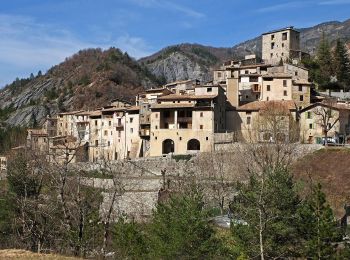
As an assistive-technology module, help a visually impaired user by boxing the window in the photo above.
[200,125,203,130]
[309,123,313,129]
[179,137,182,141]
[271,34,275,40]
[109,121,111,126]
[307,112,312,119]
[300,95,304,101]
[271,42,275,49]
[283,90,288,96]
[282,32,288,41]
[95,120,97,126]
[245,70,249,74]
[283,80,287,87]
[155,113,158,118]
[155,125,158,129]
[267,85,271,91]
[95,140,98,146]
[282,43,285,48]
[295,71,298,76]
[130,128,133,134]
[207,87,212,92]
[155,137,157,140]
[247,116,251,125]
[108,141,110,146]
[200,112,203,117]
[282,52,284,56]
[130,117,133,123]
[206,137,209,141]
[266,97,269,101]
[299,85,303,91]
[270,53,273,58]
[104,130,108,136]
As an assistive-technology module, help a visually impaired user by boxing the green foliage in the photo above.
[296,183,341,258]
[0,126,27,154]
[0,105,15,121]
[315,34,333,87]
[78,74,91,86]
[231,167,301,258]
[45,88,59,100]
[333,39,350,90]
[148,189,224,259]
[113,216,150,259]
[7,154,41,198]
[0,181,15,248]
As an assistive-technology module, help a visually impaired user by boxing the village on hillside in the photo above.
[1,26,350,168]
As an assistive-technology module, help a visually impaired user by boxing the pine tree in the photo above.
[315,33,333,87]
[333,39,350,90]
[231,167,301,259]
[149,188,223,259]
[296,183,341,259]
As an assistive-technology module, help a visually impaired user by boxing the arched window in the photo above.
[187,139,200,151]
[162,139,174,154]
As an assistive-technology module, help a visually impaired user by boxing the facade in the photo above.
[299,102,350,144]
[262,27,301,65]
[149,85,226,156]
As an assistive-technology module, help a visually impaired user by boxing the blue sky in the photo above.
[1,0,350,87]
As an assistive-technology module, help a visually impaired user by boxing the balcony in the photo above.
[139,129,150,136]
[177,117,192,123]
[251,84,261,92]
[113,123,124,130]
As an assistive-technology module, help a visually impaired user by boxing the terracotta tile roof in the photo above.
[126,106,140,111]
[262,73,292,78]
[293,80,312,85]
[57,110,84,116]
[238,100,297,112]
[89,110,102,117]
[151,103,195,109]
[75,111,92,116]
[157,94,217,101]
[27,129,48,136]
[300,101,350,113]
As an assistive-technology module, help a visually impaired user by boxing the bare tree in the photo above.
[313,99,339,146]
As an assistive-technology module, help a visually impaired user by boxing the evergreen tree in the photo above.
[296,183,341,259]
[231,167,301,259]
[315,33,333,87]
[333,39,350,90]
[149,188,223,259]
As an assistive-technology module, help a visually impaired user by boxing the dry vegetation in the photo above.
[0,249,80,260]
[292,147,350,218]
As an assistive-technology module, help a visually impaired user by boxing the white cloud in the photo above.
[256,1,311,13]
[129,0,205,18]
[319,0,350,5]
[114,35,152,58]
[0,14,152,86]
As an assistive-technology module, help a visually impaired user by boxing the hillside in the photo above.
[0,48,160,127]
[292,148,350,218]
[140,19,350,83]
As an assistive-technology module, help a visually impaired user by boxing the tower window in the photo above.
[282,32,288,41]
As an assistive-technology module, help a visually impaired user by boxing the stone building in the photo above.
[262,26,303,65]
[149,85,227,156]
[299,101,350,144]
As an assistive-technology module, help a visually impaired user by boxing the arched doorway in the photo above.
[187,139,200,151]
[162,139,174,154]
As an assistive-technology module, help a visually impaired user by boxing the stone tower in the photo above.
[262,26,301,65]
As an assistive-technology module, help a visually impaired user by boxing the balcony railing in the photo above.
[177,117,192,123]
